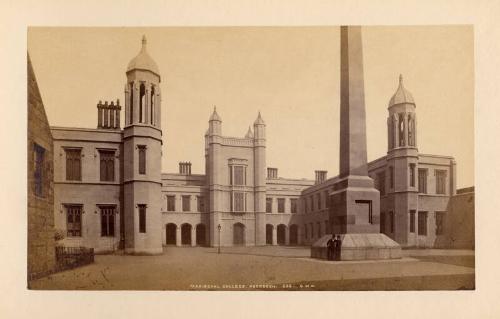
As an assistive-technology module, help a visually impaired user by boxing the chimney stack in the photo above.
[179,162,192,175]
[267,167,278,179]
[97,99,121,129]
[315,170,327,184]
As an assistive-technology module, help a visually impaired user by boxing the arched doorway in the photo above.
[166,223,177,245]
[181,224,192,245]
[196,224,206,246]
[277,224,286,245]
[233,223,245,246]
[289,224,298,245]
[266,224,273,245]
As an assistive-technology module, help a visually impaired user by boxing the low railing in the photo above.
[55,246,94,271]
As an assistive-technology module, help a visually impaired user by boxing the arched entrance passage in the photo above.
[266,224,273,245]
[289,224,298,245]
[196,224,206,246]
[181,224,192,245]
[277,224,286,245]
[166,223,177,245]
[233,223,245,246]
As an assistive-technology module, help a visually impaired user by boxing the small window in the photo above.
[182,195,191,212]
[435,170,447,195]
[138,145,146,175]
[409,164,416,187]
[66,205,82,237]
[99,150,115,182]
[304,224,308,239]
[167,195,176,212]
[317,222,322,238]
[277,198,285,213]
[389,211,395,233]
[266,198,272,213]
[389,166,394,189]
[138,204,146,233]
[33,143,45,197]
[324,191,330,208]
[418,169,428,194]
[197,196,205,212]
[435,212,445,235]
[377,171,386,196]
[380,212,386,234]
[418,211,428,236]
[65,148,82,181]
[409,210,416,233]
[290,199,297,214]
[100,205,116,237]
[310,223,314,238]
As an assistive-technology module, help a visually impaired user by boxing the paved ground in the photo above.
[29,246,475,290]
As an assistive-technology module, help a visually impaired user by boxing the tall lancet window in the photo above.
[408,115,414,146]
[388,119,393,149]
[399,113,405,146]
[139,83,146,123]
[129,82,134,124]
[150,86,155,125]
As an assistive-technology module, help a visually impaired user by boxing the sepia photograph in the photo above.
[26,25,475,291]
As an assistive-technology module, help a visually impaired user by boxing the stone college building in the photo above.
[43,35,473,255]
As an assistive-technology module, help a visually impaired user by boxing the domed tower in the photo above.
[385,75,419,246]
[122,36,163,254]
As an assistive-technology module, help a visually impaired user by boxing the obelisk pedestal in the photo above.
[311,26,401,261]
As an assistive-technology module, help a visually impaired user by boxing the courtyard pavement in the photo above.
[29,246,475,291]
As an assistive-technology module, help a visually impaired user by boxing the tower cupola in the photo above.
[127,35,160,79]
[388,74,415,108]
[387,75,417,151]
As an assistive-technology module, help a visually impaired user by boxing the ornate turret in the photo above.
[124,35,161,128]
[387,75,417,151]
[208,106,222,136]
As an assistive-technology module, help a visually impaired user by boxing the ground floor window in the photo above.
[66,205,82,237]
[389,211,395,233]
[409,210,416,233]
[138,204,146,233]
[435,212,445,235]
[100,205,116,237]
[418,211,428,236]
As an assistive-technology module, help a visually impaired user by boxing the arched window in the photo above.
[139,83,146,123]
[150,86,155,125]
[399,113,405,146]
[129,82,134,124]
[408,115,415,146]
[388,118,393,149]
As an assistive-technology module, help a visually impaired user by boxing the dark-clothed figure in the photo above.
[326,234,335,261]
[335,235,343,261]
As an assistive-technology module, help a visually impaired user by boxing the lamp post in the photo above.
[217,224,221,254]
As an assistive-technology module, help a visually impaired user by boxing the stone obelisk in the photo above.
[327,26,401,260]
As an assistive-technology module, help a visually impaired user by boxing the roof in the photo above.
[126,35,160,77]
[388,74,415,107]
[254,111,265,125]
[209,106,221,121]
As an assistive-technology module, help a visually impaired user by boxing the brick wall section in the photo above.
[28,54,56,279]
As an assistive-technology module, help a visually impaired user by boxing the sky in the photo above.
[27,26,474,188]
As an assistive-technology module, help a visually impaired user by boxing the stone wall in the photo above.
[27,54,56,279]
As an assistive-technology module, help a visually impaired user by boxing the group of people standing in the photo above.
[326,234,342,261]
